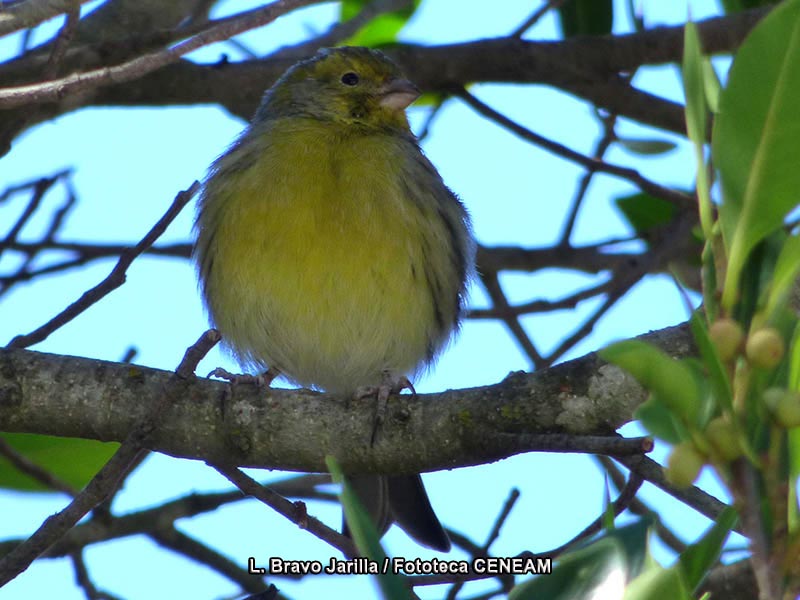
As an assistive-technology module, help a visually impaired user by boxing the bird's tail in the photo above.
[344,474,451,552]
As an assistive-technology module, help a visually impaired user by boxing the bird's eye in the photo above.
[340,72,359,86]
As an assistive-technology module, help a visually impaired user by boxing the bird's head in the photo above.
[256,46,420,133]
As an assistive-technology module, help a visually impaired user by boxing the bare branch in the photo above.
[0,0,93,37]
[7,182,199,349]
[615,455,731,526]
[69,550,123,600]
[0,0,323,109]
[152,527,269,594]
[212,464,357,557]
[0,330,218,586]
[0,324,693,477]
[0,6,771,146]
[456,88,692,209]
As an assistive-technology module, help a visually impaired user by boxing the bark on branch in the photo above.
[0,324,691,475]
[0,5,772,149]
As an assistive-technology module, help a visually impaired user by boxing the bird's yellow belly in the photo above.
[204,135,443,392]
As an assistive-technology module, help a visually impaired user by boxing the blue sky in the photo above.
[0,1,738,598]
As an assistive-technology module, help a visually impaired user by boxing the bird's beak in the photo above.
[378,78,421,110]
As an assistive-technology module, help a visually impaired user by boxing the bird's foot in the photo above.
[208,367,280,387]
[355,371,416,446]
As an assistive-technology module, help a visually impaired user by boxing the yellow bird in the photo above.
[194,46,474,552]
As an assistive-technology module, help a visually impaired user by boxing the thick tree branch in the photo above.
[0,6,772,148]
[0,324,691,475]
[0,0,322,109]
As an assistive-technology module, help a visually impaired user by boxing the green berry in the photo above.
[764,388,800,428]
[745,328,785,370]
[705,416,741,461]
[665,443,704,488]
[708,319,744,362]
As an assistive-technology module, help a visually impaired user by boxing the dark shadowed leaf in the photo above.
[557,0,613,37]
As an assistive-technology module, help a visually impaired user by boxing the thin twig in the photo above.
[0,175,60,263]
[0,169,73,202]
[479,271,544,369]
[3,240,191,258]
[0,438,77,497]
[558,112,618,245]
[456,89,692,208]
[211,463,357,557]
[616,455,733,526]
[42,3,81,80]
[152,526,269,594]
[0,330,219,586]
[468,278,611,319]
[484,488,521,550]
[511,0,569,38]
[477,237,641,275]
[413,474,643,589]
[0,173,77,299]
[597,456,687,554]
[7,181,199,349]
[0,440,145,586]
[445,489,520,600]
[543,273,641,365]
[536,472,644,559]
[274,0,414,60]
[417,96,448,142]
[0,488,250,557]
[70,550,124,600]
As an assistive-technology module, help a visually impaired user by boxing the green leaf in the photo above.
[789,427,800,533]
[0,433,118,492]
[510,537,626,600]
[702,60,722,114]
[325,456,408,600]
[635,397,685,444]
[764,233,800,320]
[788,322,800,533]
[511,520,651,600]
[701,241,719,322]
[614,192,678,237]
[557,0,613,37]
[690,312,733,412]
[790,319,800,392]
[616,138,677,156]
[606,519,650,580]
[624,565,692,600]
[735,234,783,326]
[720,0,779,12]
[601,476,615,531]
[340,0,420,47]
[601,341,702,423]
[682,21,713,241]
[678,506,737,590]
[712,0,800,310]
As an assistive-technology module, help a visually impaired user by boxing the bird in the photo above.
[193,46,474,552]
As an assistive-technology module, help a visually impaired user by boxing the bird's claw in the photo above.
[208,367,280,387]
[355,371,416,446]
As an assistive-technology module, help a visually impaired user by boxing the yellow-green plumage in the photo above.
[194,47,473,551]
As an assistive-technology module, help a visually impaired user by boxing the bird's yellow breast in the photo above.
[198,119,456,392]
